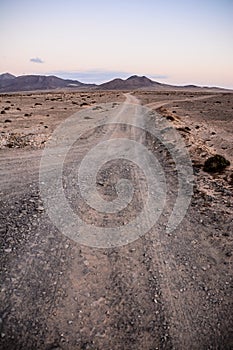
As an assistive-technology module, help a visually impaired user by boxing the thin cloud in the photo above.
[148,74,168,80]
[47,70,168,84]
[48,70,132,84]
[30,57,44,64]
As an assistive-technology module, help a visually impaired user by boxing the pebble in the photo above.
[37,206,44,211]
[4,248,12,253]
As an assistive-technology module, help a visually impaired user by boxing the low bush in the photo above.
[203,154,230,173]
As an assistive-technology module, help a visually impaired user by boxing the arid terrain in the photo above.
[0,89,232,349]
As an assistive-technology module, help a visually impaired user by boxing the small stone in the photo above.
[37,206,44,211]
[4,248,12,253]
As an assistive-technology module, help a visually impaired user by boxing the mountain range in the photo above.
[0,73,95,92]
[0,73,229,93]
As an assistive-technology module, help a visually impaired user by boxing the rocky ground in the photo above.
[135,90,233,270]
[0,91,124,149]
[0,90,232,349]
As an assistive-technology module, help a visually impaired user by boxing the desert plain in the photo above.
[0,89,232,349]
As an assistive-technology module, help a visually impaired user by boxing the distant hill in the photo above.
[0,73,95,92]
[98,75,231,91]
[99,75,166,90]
[0,73,230,93]
[0,73,16,89]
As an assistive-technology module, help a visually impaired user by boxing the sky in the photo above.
[0,0,233,88]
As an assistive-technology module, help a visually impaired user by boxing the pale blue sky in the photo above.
[0,0,233,87]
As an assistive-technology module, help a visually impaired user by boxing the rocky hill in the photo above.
[0,73,95,92]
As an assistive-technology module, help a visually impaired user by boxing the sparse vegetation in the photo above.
[166,115,175,121]
[80,102,89,107]
[177,127,190,133]
[203,154,230,173]
[5,133,29,148]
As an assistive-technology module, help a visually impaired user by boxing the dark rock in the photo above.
[177,127,190,133]
[80,102,89,107]
[166,116,175,121]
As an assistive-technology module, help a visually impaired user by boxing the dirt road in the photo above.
[0,93,232,349]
